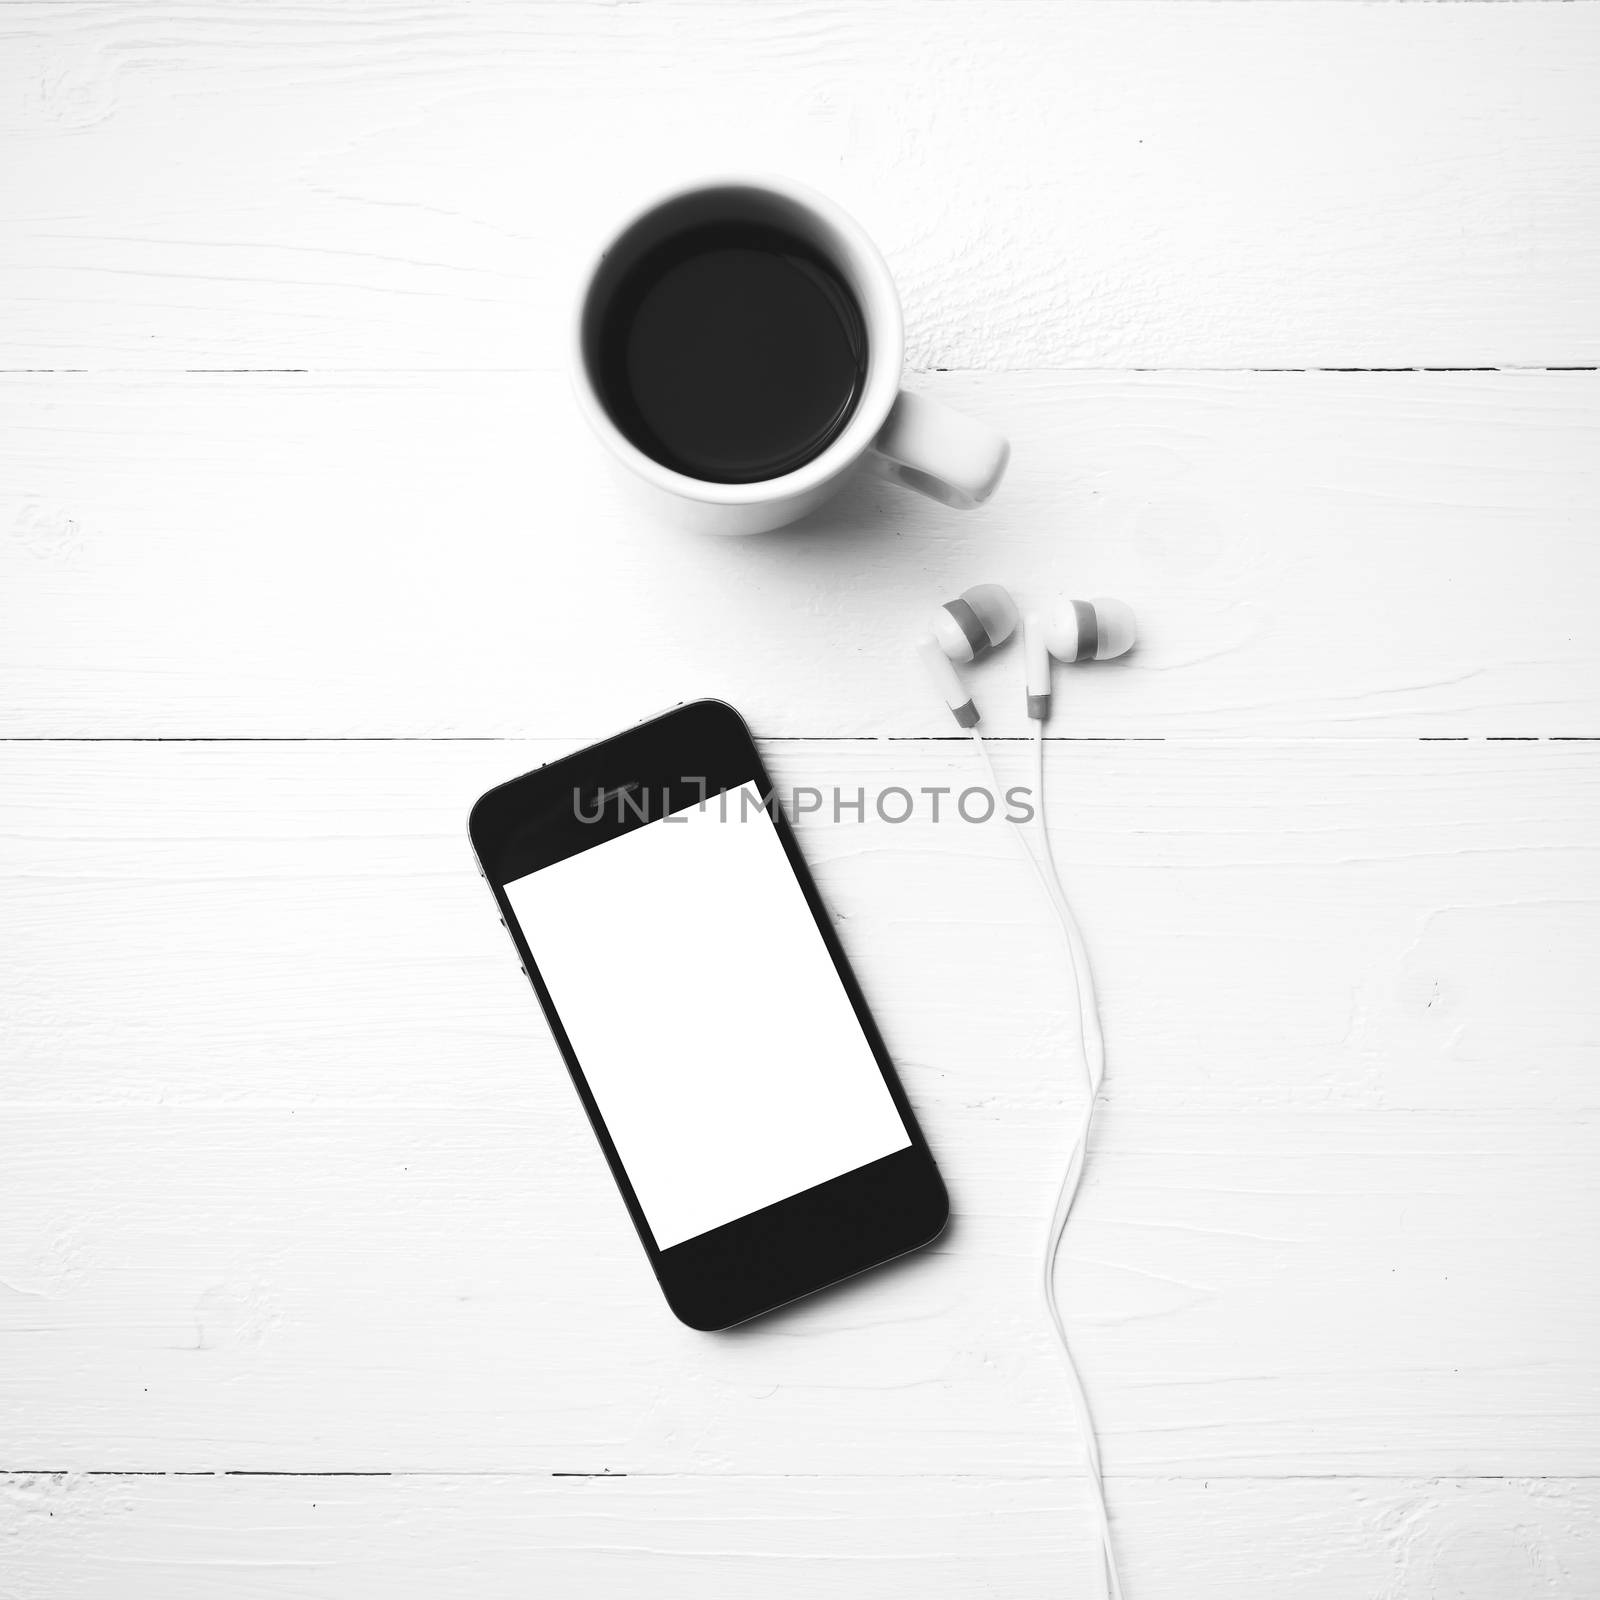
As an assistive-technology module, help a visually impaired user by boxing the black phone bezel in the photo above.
[467,699,948,1330]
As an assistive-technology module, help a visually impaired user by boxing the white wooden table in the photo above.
[4,5,1598,1595]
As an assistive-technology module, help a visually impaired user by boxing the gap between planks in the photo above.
[2,736,1597,745]
[6,1470,1600,1482]
[0,367,1597,377]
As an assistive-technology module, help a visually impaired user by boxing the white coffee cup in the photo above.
[572,176,1009,536]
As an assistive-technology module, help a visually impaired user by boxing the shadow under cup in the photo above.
[579,185,892,488]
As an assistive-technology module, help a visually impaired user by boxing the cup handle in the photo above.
[867,390,1010,509]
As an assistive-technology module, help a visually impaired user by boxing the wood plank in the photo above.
[5,1473,1598,1600]
[3,370,1596,739]
[3,3,1598,371]
[3,739,1596,1474]
[3,1101,1596,1476]
[4,738,1597,1114]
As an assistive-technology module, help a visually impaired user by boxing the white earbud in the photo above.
[921,583,1020,727]
[1024,597,1137,720]
[912,579,1134,1600]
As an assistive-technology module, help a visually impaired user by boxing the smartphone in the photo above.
[468,699,948,1329]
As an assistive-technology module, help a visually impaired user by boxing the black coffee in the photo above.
[594,221,868,484]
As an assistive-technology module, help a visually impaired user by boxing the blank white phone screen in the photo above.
[503,783,912,1250]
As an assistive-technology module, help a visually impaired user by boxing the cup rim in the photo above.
[570,174,906,506]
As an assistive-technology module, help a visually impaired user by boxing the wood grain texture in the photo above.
[5,1,1599,1593]
[3,3,1598,372]
[3,741,1596,1477]
[5,738,1598,1116]
[4,1474,1598,1600]
[7,1100,1597,1477]
[4,369,1596,739]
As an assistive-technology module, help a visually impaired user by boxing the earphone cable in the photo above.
[967,727,1124,1600]
[1033,720,1122,1600]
